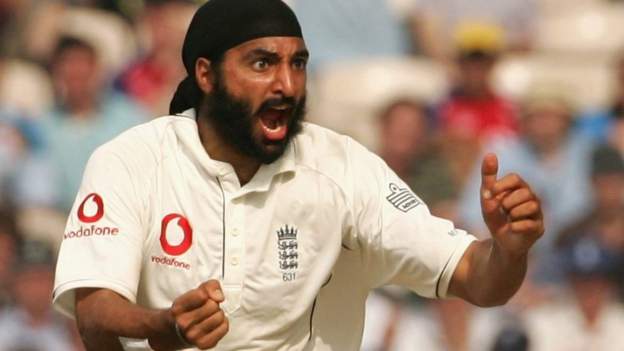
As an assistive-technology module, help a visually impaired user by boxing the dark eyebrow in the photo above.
[243,49,280,61]
[243,48,310,61]
[293,49,310,60]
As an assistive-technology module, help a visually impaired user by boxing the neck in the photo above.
[197,115,260,186]
[66,96,97,117]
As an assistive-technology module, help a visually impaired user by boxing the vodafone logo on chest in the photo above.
[159,214,193,256]
[151,214,193,270]
[64,193,119,240]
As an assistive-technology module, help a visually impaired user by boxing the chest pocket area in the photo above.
[239,182,346,321]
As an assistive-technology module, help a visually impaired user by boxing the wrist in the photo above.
[491,240,528,264]
[147,309,183,351]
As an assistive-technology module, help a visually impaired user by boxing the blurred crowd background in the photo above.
[0,0,623,350]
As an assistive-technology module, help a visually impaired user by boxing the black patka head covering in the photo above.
[169,0,303,115]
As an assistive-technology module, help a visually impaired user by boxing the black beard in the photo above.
[201,80,306,164]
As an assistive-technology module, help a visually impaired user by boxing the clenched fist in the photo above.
[150,280,229,350]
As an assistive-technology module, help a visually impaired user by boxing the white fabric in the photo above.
[53,110,475,350]
[524,298,624,351]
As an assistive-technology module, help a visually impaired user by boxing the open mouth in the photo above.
[258,105,291,141]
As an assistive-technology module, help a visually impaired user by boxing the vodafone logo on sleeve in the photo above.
[77,193,105,223]
[64,193,119,240]
[159,214,193,256]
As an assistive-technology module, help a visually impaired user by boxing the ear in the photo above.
[195,57,215,95]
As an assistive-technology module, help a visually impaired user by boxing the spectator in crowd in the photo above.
[459,85,596,285]
[523,235,624,350]
[0,240,76,351]
[116,0,196,115]
[436,23,519,189]
[39,36,147,212]
[291,0,414,72]
[377,99,458,218]
[0,109,56,209]
[437,22,519,145]
[557,145,624,294]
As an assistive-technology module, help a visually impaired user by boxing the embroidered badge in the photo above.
[277,225,298,282]
[386,183,421,213]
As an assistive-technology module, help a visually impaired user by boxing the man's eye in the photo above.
[293,59,307,70]
[252,59,269,70]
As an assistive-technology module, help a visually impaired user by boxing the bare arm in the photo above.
[449,154,544,306]
[75,280,229,351]
[75,288,170,350]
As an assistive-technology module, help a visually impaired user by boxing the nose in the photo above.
[271,64,296,98]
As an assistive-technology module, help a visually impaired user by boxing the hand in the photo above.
[150,280,229,350]
[480,153,544,258]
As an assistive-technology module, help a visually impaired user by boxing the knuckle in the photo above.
[170,304,183,317]
[185,328,200,343]
[529,201,539,212]
[206,299,219,312]
[176,316,191,331]
[214,310,225,324]
[199,337,218,350]
[522,188,533,197]
[196,288,208,301]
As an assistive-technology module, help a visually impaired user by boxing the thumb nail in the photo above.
[214,289,224,301]
[483,190,492,200]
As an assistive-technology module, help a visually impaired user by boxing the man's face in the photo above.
[202,37,308,164]
[52,46,101,109]
[458,54,496,95]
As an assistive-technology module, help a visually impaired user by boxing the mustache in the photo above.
[258,97,298,113]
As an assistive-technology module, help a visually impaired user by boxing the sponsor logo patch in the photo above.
[160,214,193,256]
[386,183,421,213]
[65,193,118,240]
[78,193,104,223]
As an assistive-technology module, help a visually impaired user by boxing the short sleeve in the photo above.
[53,145,147,318]
[348,140,476,298]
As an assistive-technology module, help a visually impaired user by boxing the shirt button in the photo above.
[231,256,239,266]
[232,228,239,237]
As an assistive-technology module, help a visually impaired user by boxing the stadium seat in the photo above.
[61,8,138,74]
[535,2,624,56]
[309,58,448,150]
[493,53,614,111]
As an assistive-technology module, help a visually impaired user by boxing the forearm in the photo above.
[450,239,528,307]
[75,288,178,350]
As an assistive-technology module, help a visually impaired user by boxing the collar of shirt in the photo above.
[176,108,297,198]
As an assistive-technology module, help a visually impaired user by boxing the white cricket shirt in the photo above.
[53,109,476,350]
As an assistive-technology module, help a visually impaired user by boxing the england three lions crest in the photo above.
[277,225,298,282]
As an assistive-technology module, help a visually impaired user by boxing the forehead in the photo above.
[226,37,307,57]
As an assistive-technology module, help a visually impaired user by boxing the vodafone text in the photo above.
[64,225,119,240]
[151,255,191,270]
